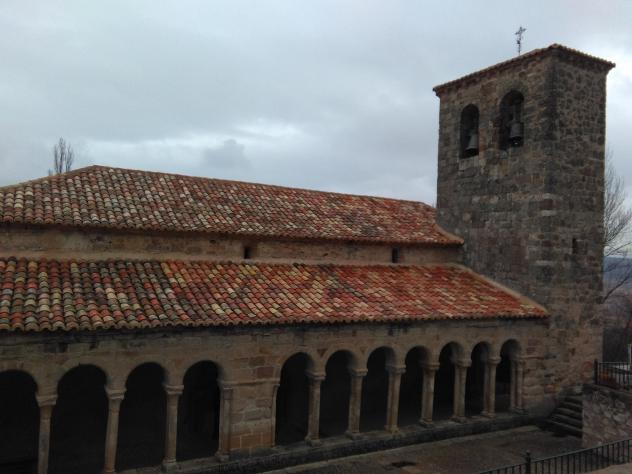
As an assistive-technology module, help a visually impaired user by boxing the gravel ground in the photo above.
[263,426,583,474]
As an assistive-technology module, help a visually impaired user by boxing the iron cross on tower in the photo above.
[515,26,526,55]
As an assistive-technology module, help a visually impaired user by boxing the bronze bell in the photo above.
[465,131,479,155]
[509,121,524,146]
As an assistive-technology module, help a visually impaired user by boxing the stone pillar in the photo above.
[420,363,439,426]
[36,393,57,474]
[385,365,405,433]
[103,387,126,474]
[514,358,526,412]
[216,381,234,462]
[345,368,367,439]
[162,383,184,472]
[509,359,517,410]
[482,357,500,418]
[305,372,326,445]
[452,359,470,422]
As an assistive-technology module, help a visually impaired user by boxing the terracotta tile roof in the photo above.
[0,257,547,332]
[0,166,461,245]
[433,43,615,96]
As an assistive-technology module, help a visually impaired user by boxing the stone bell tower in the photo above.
[434,45,615,392]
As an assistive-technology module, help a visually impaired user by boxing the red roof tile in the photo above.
[0,166,461,245]
[0,258,546,332]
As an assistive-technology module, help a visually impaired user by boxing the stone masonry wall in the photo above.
[0,318,550,458]
[0,225,460,265]
[583,384,632,447]
[435,50,612,393]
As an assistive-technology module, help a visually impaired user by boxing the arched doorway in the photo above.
[360,347,392,432]
[398,347,428,427]
[117,363,166,471]
[319,351,353,438]
[49,365,108,474]
[275,353,310,445]
[0,371,39,472]
[497,340,520,412]
[177,361,221,461]
[434,343,460,421]
[465,342,490,416]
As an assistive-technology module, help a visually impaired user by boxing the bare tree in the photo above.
[603,152,632,301]
[49,137,75,175]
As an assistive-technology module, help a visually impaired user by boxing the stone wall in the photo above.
[583,384,632,447]
[0,225,460,265]
[435,49,613,392]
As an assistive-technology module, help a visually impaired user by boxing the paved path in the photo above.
[264,426,582,474]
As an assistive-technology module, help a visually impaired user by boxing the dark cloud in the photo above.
[1,0,631,206]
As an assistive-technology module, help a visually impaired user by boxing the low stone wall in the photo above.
[583,384,632,447]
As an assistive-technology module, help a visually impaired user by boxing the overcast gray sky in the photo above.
[1,0,631,204]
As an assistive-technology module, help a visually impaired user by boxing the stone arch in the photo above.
[460,104,480,158]
[497,339,522,412]
[0,370,39,472]
[499,90,525,150]
[360,346,396,432]
[465,341,491,415]
[398,346,431,427]
[177,361,221,461]
[274,352,313,445]
[319,350,355,438]
[117,362,166,471]
[433,342,463,420]
[49,364,108,474]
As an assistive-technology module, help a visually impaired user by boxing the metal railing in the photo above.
[476,438,632,474]
[594,360,632,390]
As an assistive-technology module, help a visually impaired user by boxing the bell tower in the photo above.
[434,45,615,391]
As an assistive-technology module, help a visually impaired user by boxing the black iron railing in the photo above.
[476,438,632,474]
[594,360,632,390]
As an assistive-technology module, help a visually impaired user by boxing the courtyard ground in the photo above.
[264,426,583,474]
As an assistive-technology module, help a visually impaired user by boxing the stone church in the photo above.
[0,44,614,473]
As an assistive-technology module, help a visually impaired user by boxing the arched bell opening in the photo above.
[319,350,353,438]
[49,365,108,474]
[499,91,525,150]
[460,104,480,158]
[275,353,311,445]
[116,363,166,471]
[496,340,521,412]
[176,361,221,461]
[360,347,393,432]
[433,343,460,420]
[465,342,490,416]
[0,370,39,472]
[397,347,429,427]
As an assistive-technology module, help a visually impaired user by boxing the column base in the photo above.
[384,426,400,435]
[102,469,117,474]
[450,415,467,423]
[345,430,362,440]
[305,437,322,447]
[161,460,179,473]
[418,419,434,428]
[215,452,230,462]
[481,411,496,419]
[511,408,526,415]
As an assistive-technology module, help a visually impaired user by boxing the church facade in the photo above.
[0,44,613,473]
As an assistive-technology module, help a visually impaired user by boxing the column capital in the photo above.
[422,362,440,372]
[36,393,57,408]
[455,359,472,368]
[163,383,184,396]
[487,357,502,366]
[349,368,368,377]
[218,379,237,390]
[306,371,326,382]
[105,386,126,401]
[386,365,406,375]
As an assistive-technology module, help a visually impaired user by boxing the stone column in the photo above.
[514,358,526,412]
[216,381,234,462]
[420,363,439,426]
[482,357,500,418]
[271,382,280,446]
[452,359,470,422]
[36,393,57,474]
[103,387,126,474]
[345,368,367,439]
[305,372,326,445]
[162,383,183,472]
[385,365,405,433]
[509,359,517,410]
